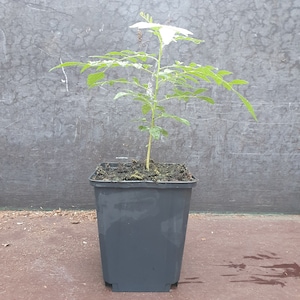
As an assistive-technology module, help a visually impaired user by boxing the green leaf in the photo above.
[229,79,249,86]
[221,81,233,91]
[160,128,168,137]
[133,77,140,85]
[156,105,165,112]
[182,74,200,84]
[166,88,206,102]
[128,57,138,63]
[114,92,130,100]
[133,93,151,103]
[49,61,85,72]
[174,36,204,44]
[217,70,233,77]
[105,51,126,56]
[149,127,161,139]
[166,89,189,100]
[149,126,169,139]
[87,72,105,87]
[236,92,257,121]
[158,69,175,80]
[138,125,149,132]
[163,69,174,74]
[198,96,215,104]
[140,12,153,23]
[80,64,93,73]
[194,88,208,94]
[142,104,152,114]
[160,113,190,126]
[179,65,212,83]
[148,126,169,140]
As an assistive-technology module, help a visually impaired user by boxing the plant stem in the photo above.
[145,33,164,170]
[146,129,152,170]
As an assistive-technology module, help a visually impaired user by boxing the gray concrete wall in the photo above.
[0,0,299,213]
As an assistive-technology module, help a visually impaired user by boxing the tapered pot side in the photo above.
[89,163,197,292]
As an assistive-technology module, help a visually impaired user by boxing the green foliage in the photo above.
[51,12,257,170]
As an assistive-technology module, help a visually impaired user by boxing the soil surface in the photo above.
[90,161,195,182]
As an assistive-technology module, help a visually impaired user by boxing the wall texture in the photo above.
[0,0,299,213]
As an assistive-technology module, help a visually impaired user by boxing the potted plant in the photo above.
[51,12,257,292]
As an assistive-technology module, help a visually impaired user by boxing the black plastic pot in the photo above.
[89,164,197,292]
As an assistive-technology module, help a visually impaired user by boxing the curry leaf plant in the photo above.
[51,12,257,170]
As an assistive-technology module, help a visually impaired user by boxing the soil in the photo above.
[90,161,195,182]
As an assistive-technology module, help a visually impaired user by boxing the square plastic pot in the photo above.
[89,164,197,292]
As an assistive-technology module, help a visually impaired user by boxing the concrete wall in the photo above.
[0,0,299,213]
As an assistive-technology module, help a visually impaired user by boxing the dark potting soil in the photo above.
[90,161,195,182]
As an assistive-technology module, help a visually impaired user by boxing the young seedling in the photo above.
[51,12,257,170]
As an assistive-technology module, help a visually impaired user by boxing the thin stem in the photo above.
[145,33,164,170]
[145,126,153,170]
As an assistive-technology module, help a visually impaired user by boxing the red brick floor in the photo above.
[0,211,299,300]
